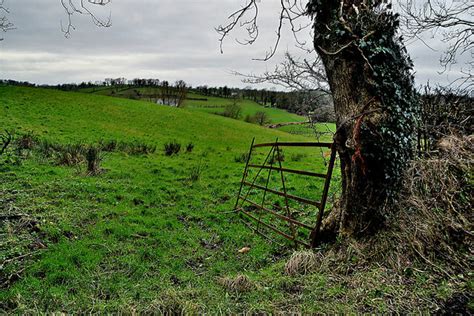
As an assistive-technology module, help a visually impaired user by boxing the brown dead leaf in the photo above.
[238,247,251,254]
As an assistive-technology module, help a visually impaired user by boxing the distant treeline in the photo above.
[0,79,36,87]
[53,78,335,117]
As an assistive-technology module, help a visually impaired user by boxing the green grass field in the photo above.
[183,92,306,124]
[0,86,456,313]
[0,86,339,313]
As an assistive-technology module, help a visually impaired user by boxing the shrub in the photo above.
[99,139,118,152]
[244,112,271,126]
[164,141,181,156]
[100,140,156,155]
[186,143,194,153]
[254,111,271,126]
[85,146,104,175]
[244,114,255,123]
[123,141,156,155]
[222,103,242,119]
[0,130,21,166]
[0,130,13,157]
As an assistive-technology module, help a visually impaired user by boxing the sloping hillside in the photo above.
[78,86,306,125]
[2,87,300,145]
[0,86,338,313]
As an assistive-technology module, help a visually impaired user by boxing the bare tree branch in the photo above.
[232,51,329,93]
[0,0,14,41]
[216,0,312,61]
[400,0,473,87]
[60,0,112,38]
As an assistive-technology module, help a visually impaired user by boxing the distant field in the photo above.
[78,86,307,125]
[184,92,307,124]
[277,123,336,138]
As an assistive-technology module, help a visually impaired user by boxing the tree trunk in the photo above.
[309,1,418,238]
[320,53,388,237]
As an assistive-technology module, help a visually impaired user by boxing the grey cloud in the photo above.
[0,0,468,89]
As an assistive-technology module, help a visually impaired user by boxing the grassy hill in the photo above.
[0,86,459,313]
[0,86,342,313]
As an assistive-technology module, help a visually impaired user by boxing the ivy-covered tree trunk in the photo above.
[308,1,418,238]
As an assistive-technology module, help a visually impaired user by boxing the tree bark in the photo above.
[309,0,417,238]
[321,52,387,237]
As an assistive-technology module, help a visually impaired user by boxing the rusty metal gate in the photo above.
[234,138,337,248]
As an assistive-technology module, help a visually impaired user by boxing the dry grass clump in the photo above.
[218,274,254,293]
[395,135,473,270]
[56,144,85,166]
[294,135,474,313]
[284,251,319,276]
[15,132,38,151]
[320,135,473,277]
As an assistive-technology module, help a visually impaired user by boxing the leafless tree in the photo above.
[0,0,14,41]
[175,80,188,108]
[0,0,111,39]
[233,51,329,93]
[416,84,473,155]
[159,81,174,106]
[401,0,473,89]
[232,51,332,121]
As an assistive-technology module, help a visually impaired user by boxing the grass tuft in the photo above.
[56,144,85,166]
[234,153,249,163]
[85,145,104,175]
[164,140,181,156]
[188,163,202,182]
[285,251,319,276]
[218,274,254,293]
[15,131,38,151]
[186,142,195,153]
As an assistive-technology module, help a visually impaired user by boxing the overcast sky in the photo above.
[0,0,469,89]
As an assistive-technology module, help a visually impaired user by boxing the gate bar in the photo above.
[253,142,332,148]
[257,139,278,232]
[247,164,327,178]
[243,181,322,208]
[238,196,313,230]
[275,143,298,246]
[238,208,310,247]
